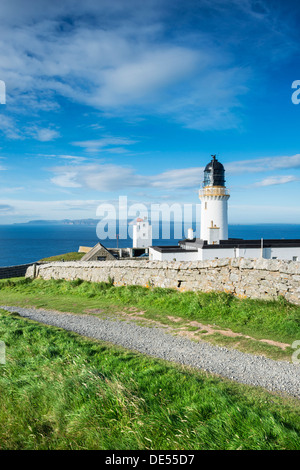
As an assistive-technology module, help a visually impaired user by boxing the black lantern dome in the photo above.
[203,155,225,187]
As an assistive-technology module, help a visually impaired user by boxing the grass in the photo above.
[198,333,290,360]
[0,277,299,361]
[0,308,299,450]
[39,252,85,262]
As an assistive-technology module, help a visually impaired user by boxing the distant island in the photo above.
[15,219,99,226]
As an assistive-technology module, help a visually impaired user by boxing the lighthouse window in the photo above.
[205,202,207,210]
[293,256,298,261]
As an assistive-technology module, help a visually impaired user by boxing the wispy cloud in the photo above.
[50,163,147,191]
[151,167,203,189]
[0,115,22,140]
[59,155,88,164]
[49,152,300,193]
[254,175,299,187]
[90,47,200,107]
[40,154,89,164]
[0,197,101,220]
[0,116,60,142]
[72,137,137,153]
[1,0,293,132]
[0,204,14,212]
[0,186,24,193]
[25,126,60,142]
[227,154,300,174]
[50,162,202,192]
[50,171,82,188]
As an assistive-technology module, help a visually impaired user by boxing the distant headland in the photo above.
[14,219,99,226]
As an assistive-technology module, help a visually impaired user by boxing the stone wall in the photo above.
[25,258,300,305]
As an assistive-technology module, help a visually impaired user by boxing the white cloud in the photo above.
[0,116,60,142]
[50,163,147,191]
[48,151,300,194]
[254,175,299,187]
[50,162,203,193]
[0,1,263,131]
[151,167,203,189]
[0,0,292,136]
[0,204,14,212]
[72,137,137,153]
[58,155,88,164]
[0,197,102,220]
[0,186,24,193]
[38,154,89,164]
[51,171,82,188]
[26,126,60,142]
[91,47,200,107]
[227,154,300,174]
[0,115,22,140]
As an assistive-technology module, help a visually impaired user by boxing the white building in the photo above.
[132,217,152,249]
[150,238,300,262]
[149,155,300,262]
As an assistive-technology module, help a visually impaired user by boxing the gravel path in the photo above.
[1,305,300,398]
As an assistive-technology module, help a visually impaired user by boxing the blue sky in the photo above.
[0,0,300,224]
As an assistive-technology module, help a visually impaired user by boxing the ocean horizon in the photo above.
[0,223,299,267]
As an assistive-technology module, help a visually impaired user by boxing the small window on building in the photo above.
[293,256,298,261]
[97,256,106,261]
[272,257,277,260]
[205,202,207,210]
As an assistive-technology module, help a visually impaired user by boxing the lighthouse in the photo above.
[199,155,230,244]
[149,153,300,261]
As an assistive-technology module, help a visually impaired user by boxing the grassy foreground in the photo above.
[0,307,299,450]
[0,277,299,361]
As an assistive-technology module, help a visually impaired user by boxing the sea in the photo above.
[0,223,300,267]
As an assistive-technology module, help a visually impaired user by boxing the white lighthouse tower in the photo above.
[199,155,230,244]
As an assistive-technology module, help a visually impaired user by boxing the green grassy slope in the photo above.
[0,308,299,450]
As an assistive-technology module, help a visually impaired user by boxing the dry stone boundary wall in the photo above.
[25,258,300,305]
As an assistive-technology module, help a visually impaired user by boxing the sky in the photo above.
[0,0,300,225]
